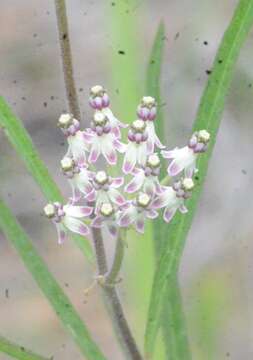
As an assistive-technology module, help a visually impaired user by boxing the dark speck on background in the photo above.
[203,41,208,45]
[206,69,212,75]
[43,102,47,107]
[248,83,252,88]
[5,289,9,298]
[111,1,115,5]
[241,169,247,175]
[174,32,180,40]
[118,50,125,55]
[79,88,83,92]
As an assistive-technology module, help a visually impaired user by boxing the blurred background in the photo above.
[1,0,253,359]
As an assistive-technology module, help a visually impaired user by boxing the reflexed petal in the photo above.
[167,160,182,176]
[88,140,100,163]
[185,162,197,178]
[55,223,67,244]
[108,188,126,206]
[64,217,90,236]
[69,131,88,165]
[83,130,94,143]
[86,188,96,202]
[137,143,148,166]
[154,133,165,149]
[123,143,137,174]
[113,139,127,153]
[64,204,93,218]
[91,216,104,228]
[151,187,175,209]
[167,147,195,176]
[102,137,117,165]
[69,181,82,204]
[107,224,118,238]
[163,206,177,223]
[110,177,124,188]
[161,148,179,159]
[179,204,188,214]
[143,178,156,196]
[147,138,154,154]
[124,170,145,193]
[135,215,145,233]
[76,173,93,195]
[118,206,136,227]
[146,209,159,219]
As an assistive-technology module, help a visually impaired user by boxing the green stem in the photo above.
[0,335,50,360]
[0,199,106,360]
[145,0,253,357]
[92,229,143,360]
[54,0,81,120]
[105,231,125,286]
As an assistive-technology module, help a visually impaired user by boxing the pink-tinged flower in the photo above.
[61,157,94,203]
[43,202,93,244]
[83,112,126,165]
[124,153,163,196]
[151,178,194,223]
[123,120,149,174]
[118,192,159,233]
[91,202,118,238]
[89,85,127,138]
[88,171,125,214]
[58,113,88,165]
[137,96,165,153]
[161,130,210,177]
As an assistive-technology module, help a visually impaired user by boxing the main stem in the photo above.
[54,2,142,359]
[54,0,81,120]
[92,229,143,360]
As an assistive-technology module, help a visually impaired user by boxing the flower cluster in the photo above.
[44,85,210,243]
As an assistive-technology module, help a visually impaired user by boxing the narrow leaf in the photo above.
[0,334,50,360]
[0,98,93,262]
[0,198,106,360]
[145,0,253,356]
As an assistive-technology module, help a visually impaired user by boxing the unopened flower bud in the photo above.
[147,153,160,168]
[58,113,74,129]
[93,112,107,126]
[141,96,156,108]
[90,85,105,97]
[197,130,210,144]
[100,203,114,217]
[95,171,108,185]
[44,203,55,218]
[137,192,151,208]
[182,178,194,191]
[132,119,146,133]
[61,157,74,172]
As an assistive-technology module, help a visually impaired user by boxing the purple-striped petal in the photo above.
[110,177,124,188]
[88,142,100,163]
[91,216,104,228]
[163,207,177,223]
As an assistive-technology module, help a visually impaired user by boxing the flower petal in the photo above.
[91,216,104,228]
[161,148,179,159]
[146,209,159,219]
[163,206,177,223]
[64,217,90,236]
[137,143,148,166]
[179,204,188,214]
[113,139,127,153]
[107,224,118,238]
[151,187,175,209]
[64,205,93,218]
[124,170,145,193]
[86,188,96,202]
[135,215,145,234]
[102,137,117,165]
[108,188,126,206]
[55,223,67,244]
[110,177,124,188]
[88,141,100,163]
[123,143,137,174]
[118,206,136,227]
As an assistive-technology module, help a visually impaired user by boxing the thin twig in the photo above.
[105,231,125,285]
[54,0,81,120]
[92,228,143,360]
[54,1,143,358]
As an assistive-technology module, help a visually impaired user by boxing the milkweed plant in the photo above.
[0,0,253,359]
[44,86,210,244]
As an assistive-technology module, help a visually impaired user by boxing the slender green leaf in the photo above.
[0,334,50,360]
[0,98,93,262]
[0,198,106,360]
[146,22,192,360]
[145,0,253,357]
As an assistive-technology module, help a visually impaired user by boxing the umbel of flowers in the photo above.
[44,86,210,243]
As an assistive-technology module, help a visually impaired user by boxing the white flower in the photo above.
[89,85,127,138]
[123,120,149,174]
[151,178,194,222]
[44,202,93,244]
[161,130,210,177]
[117,193,158,233]
[58,113,89,165]
[91,202,118,238]
[88,171,125,214]
[84,112,126,165]
[137,96,165,153]
[124,153,162,196]
[60,157,94,203]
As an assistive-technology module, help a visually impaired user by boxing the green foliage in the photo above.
[0,97,93,262]
[0,198,106,360]
[145,0,253,357]
[0,334,50,360]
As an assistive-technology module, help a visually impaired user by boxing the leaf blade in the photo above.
[145,0,253,356]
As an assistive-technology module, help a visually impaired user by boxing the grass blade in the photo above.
[0,97,93,262]
[145,0,253,357]
[146,22,192,359]
[0,334,50,360]
[0,198,107,360]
